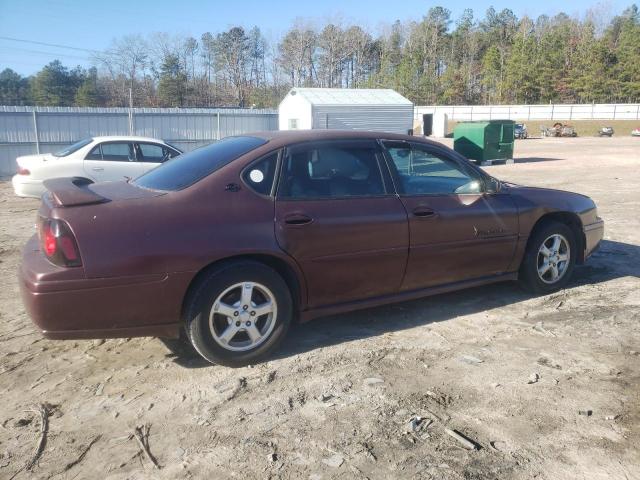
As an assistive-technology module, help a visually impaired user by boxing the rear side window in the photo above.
[133,136,267,191]
[102,143,133,161]
[243,152,278,196]
[279,145,385,199]
[86,142,134,162]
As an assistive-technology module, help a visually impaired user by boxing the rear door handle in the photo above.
[412,206,437,218]
[92,167,104,171]
[284,213,313,226]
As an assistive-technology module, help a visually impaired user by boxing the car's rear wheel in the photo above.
[185,261,292,367]
[519,221,576,294]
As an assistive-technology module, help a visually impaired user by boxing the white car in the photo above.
[12,136,182,198]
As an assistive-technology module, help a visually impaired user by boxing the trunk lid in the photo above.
[16,153,57,170]
[43,178,164,208]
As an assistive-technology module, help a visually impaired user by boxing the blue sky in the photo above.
[0,0,629,75]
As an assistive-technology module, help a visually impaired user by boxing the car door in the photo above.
[274,139,409,309]
[382,140,519,291]
[83,141,143,182]
[135,142,181,174]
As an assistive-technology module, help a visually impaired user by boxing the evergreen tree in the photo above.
[157,54,188,107]
[75,67,103,106]
[0,69,30,105]
[30,60,83,106]
[2,5,640,107]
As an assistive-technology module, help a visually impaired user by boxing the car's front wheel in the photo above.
[519,221,576,294]
[185,261,292,367]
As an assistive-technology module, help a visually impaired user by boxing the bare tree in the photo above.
[215,27,250,106]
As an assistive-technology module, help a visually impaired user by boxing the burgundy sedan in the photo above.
[20,131,604,366]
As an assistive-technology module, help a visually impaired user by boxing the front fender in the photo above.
[506,185,598,234]
[505,185,600,269]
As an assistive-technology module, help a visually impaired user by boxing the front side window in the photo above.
[243,152,278,196]
[279,145,385,199]
[133,136,267,191]
[85,144,103,160]
[385,144,483,195]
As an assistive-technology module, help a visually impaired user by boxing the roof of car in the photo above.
[91,135,168,144]
[247,129,443,148]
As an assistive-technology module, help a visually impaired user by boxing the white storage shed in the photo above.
[278,88,414,135]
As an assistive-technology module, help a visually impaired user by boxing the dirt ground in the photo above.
[0,136,639,480]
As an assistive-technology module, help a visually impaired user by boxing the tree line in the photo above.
[1,4,639,108]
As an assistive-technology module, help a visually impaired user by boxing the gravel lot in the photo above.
[0,136,638,479]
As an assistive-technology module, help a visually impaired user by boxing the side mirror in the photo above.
[485,177,502,194]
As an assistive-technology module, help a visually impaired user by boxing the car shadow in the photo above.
[513,157,564,164]
[169,239,639,368]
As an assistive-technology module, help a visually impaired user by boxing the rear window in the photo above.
[133,136,267,191]
[53,138,93,157]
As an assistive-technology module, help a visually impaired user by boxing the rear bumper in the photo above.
[12,175,45,198]
[583,218,604,260]
[19,236,187,340]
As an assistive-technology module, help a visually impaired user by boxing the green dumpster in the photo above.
[453,120,515,165]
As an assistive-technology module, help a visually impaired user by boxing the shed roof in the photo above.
[287,88,413,106]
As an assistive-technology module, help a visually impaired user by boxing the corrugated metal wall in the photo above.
[0,106,278,176]
[311,105,414,135]
[415,103,640,122]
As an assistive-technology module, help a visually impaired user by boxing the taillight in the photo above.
[37,218,82,267]
[17,166,30,175]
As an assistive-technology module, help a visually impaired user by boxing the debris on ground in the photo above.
[537,357,562,370]
[527,373,540,384]
[533,322,556,337]
[363,377,384,386]
[444,428,481,450]
[322,453,344,468]
[63,435,101,471]
[460,355,484,365]
[132,424,160,469]
[404,416,432,434]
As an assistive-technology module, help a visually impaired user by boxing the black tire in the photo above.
[159,333,199,358]
[184,260,292,367]
[519,221,577,294]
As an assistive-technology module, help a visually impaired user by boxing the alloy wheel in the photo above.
[537,233,571,284]
[209,282,277,352]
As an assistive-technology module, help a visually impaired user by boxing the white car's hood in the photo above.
[16,153,58,168]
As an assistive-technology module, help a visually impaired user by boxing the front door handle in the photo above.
[412,206,437,218]
[284,213,313,226]
[92,167,104,171]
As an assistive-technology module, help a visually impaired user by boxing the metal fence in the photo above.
[415,103,640,122]
[0,106,278,176]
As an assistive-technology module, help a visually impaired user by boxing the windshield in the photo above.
[53,138,94,157]
[133,136,267,191]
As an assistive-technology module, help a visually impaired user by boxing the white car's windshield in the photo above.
[53,138,93,157]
